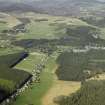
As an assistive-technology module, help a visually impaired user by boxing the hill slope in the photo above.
[0,0,105,16]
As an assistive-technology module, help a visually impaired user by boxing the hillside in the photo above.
[0,0,105,16]
[0,52,32,103]
[0,0,105,104]
[56,50,105,81]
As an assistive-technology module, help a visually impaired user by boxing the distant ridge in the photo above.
[0,0,105,16]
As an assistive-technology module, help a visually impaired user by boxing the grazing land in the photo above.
[16,14,89,40]
[15,52,46,73]
[0,52,32,103]
[11,55,57,105]
[1,2,105,105]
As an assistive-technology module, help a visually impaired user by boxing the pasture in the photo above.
[1,12,105,105]
[0,47,24,56]
[16,13,89,40]
[0,22,7,32]
[15,52,46,73]
[11,55,58,105]
[0,52,31,102]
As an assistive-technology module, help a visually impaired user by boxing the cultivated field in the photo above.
[11,54,57,105]
[1,12,105,105]
[16,13,89,40]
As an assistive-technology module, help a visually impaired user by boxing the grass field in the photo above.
[17,20,61,39]
[0,51,31,97]
[42,53,81,105]
[15,52,46,73]
[2,12,105,105]
[16,13,89,40]
[0,47,24,56]
[24,21,56,39]
[42,81,81,105]
[0,22,7,32]
[11,54,58,105]
[12,51,81,105]
[10,13,92,105]
[100,28,105,39]
[11,72,53,105]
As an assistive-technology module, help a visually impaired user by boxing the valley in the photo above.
[1,1,105,105]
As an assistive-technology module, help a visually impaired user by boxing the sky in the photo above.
[97,0,105,2]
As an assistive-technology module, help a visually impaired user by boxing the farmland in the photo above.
[11,54,57,105]
[0,22,7,32]
[0,51,32,103]
[1,5,105,105]
[16,13,89,40]
[15,52,46,73]
[11,52,81,105]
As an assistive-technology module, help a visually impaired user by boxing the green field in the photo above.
[12,54,58,105]
[0,52,31,96]
[0,22,7,32]
[0,47,24,56]
[15,52,46,73]
[16,15,89,40]
[1,12,105,105]
[17,20,58,39]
